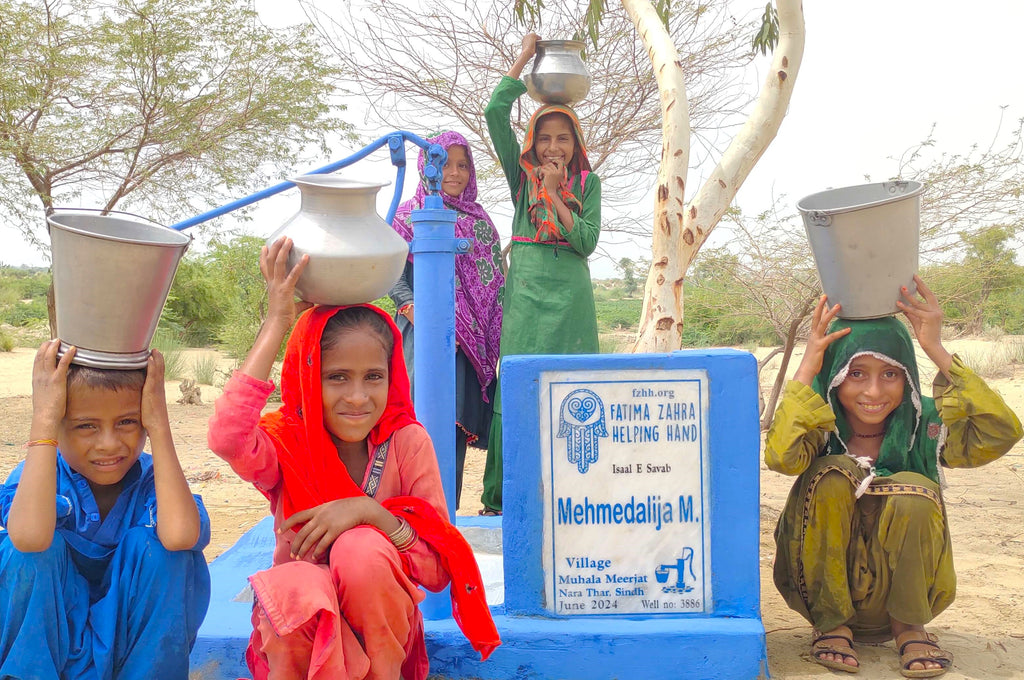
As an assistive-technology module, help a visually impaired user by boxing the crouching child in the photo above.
[0,340,211,679]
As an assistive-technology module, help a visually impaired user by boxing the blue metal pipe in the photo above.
[410,192,459,621]
[168,130,438,231]
[410,193,458,519]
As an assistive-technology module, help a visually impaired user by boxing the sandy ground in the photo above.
[1,340,1022,679]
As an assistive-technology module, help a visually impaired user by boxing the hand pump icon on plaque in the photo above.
[557,388,608,473]
[655,547,697,594]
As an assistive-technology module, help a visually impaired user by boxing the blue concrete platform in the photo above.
[189,515,766,679]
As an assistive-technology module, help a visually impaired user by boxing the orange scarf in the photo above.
[519,104,592,242]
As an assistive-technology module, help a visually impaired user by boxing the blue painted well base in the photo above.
[190,516,767,680]
[427,615,767,680]
[194,615,767,680]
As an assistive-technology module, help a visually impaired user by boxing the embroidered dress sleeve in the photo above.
[763,380,835,476]
[558,172,601,257]
[392,425,450,591]
[934,354,1023,468]
[484,76,527,200]
[207,370,282,491]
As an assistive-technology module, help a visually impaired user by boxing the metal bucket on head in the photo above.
[47,210,191,369]
[797,181,925,319]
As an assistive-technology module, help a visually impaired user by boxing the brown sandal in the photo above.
[810,630,860,673]
[895,631,952,678]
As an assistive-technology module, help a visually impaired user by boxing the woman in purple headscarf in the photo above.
[388,131,504,509]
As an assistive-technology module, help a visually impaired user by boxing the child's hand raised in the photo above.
[508,32,541,79]
[793,295,851,386]
[141,349,171,435]
[898,274,954,379]
[31,339,75,434]
[521,33,539,58]
[280,497,383,563]
[261,236,311,331]
[897,274,943,351]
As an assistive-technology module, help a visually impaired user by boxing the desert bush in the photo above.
[151,329,188,381]
[598,334,624,354]
[983,325,1006,341]
[959,348,1014,379]
[0,328,14,352]
[1002,339,1024,366]
[192,353,220,385]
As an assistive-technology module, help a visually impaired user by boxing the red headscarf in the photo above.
[257,304,501,661]
[259,304,417,519]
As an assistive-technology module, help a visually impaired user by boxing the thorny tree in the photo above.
[0,0,346,253]
[301,0,757,250]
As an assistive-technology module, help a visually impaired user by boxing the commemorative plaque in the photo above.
[539,369,711,615]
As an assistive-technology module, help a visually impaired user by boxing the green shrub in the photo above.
[192,352,220,385]
[595,298,642,332]
[0,328,14,352]
[151,329,188,381]
[1,299,48,327]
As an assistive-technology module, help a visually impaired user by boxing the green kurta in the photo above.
[480,76,602,511]
[765,355,1023,638]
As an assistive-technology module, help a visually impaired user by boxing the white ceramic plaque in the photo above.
[540,369,711,615]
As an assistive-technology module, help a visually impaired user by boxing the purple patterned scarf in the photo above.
[391,131,504,399]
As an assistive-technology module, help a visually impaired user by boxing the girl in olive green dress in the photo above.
[765,275,1022,677]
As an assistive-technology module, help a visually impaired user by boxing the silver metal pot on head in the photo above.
[524,40,592,106]
[47,211,191,369]
[265,175,409,306]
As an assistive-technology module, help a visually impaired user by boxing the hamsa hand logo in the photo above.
[557,389,608,474]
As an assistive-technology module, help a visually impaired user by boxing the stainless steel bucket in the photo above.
[47,211,191,369]
[797,181,925,319]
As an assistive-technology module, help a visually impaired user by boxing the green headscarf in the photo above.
[812,316,941,483]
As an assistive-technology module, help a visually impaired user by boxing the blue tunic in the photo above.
[0,453,211,680]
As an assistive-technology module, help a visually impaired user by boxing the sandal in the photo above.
[895,631,952,678]
[478,508,502,516]
[810,629,860,673]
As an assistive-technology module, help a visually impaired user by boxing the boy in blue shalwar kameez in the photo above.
[0,341,210,680]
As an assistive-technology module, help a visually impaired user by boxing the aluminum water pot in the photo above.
[797,181,925,319]
[524,40,591,106]
[267,175,409,305]
[47,211,191,369]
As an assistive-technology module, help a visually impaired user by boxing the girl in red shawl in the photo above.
[207,237,498,680]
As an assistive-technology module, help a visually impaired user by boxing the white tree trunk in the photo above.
[621,0,690,352]
[631,0,806,352]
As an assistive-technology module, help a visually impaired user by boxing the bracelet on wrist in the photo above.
[386,516,418,552]
[25,439,58,449]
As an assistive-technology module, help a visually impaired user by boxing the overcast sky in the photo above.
[4,0,1022,277]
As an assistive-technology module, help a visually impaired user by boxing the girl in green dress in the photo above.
[480,33,602,514]
[765,276,1022,677]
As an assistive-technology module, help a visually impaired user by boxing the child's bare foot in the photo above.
[810,625,859,672]
[891,620,952,678]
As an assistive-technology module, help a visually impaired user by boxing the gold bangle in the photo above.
[387,517,418,552]
[25,439,58,448]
